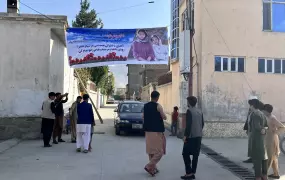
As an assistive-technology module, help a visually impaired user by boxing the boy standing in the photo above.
[171,106,179,136]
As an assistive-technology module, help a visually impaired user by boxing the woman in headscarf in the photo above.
[132,29,155,61]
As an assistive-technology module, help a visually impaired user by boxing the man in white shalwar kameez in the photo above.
[76,94,94,153]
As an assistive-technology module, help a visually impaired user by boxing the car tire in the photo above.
[115,127,120,135]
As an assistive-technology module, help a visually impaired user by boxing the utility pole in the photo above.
[187,0,194,97]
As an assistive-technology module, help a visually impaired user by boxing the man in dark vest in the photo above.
[143,91,167,177]
[181,96,204,180]
[52,92,68,144]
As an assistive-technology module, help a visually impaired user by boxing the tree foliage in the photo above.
[89,66,109,85]
[72,0,113,94]
[99,73,115,97]
[75,68,91,92]
[72,0,103,28]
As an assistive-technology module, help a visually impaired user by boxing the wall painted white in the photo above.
[0,20,77,117]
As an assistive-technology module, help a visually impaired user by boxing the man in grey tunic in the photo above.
[249,99,268,180]
[243,96,258,163]
[181,96,204,180]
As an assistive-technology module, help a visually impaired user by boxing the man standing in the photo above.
[41,92,56,147]
[181,96,204,180]
[70,96,82,143]
[249,99,268,180]
[76,94,94,153]
[243,96,258,163]
[264,104,285,179]
[52,92,68,144]
[143,91,167,176]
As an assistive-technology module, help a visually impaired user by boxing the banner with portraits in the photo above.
[66,27,169,68]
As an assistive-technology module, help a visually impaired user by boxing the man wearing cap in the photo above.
[76,94,94,153]
[243,96,258,163]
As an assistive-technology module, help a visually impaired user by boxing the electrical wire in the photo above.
[18,0,54,20]
[97,2,155,15]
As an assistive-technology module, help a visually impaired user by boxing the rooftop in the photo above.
[0,13,68,46]
[0,13,67,24]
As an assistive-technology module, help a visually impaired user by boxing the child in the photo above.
[64,109,71,134]
[151,35,168,61]
[132,29,155,61]
[171,106,179,136]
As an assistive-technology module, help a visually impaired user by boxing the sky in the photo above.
[0,0,171,88]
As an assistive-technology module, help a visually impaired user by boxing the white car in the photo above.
[107,98,115,104]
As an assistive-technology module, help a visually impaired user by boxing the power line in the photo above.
[97,2,154,15]
[201,0,253,92]
[18,0,54,20]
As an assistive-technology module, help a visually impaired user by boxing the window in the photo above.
[214,56,245,72]
[120,103,144,113]
[263,0,285,32]
[258,58,285,74]
[171,0,180,59]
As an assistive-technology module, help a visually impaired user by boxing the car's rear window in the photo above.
[119,103,144,113]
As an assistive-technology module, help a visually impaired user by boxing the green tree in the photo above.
[72,0,107,92]
[89,66,109,85]
[75,68,91,92]
[72,0,103,28]
[99,73,115,97]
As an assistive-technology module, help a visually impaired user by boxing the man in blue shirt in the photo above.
[76,94,94,153]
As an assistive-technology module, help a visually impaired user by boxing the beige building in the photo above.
[156,0,285,137]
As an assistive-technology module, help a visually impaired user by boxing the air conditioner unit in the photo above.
[179,30,191,75]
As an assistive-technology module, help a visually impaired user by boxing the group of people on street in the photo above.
[143,91,204,179]
[41,92,95,153]
[41,92,68,147]
[243,96,285,180]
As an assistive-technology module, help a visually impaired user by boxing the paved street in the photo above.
[203,138,285,180]
[0,105,239,180]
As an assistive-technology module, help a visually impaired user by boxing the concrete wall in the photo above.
[0,20,50,117]
[141,83,157,102]
[157,83,173,125]
[199,0,285,122]
[0,15,77,139]
[171,0,285,137]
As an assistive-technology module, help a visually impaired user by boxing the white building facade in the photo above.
[0,13,78,139]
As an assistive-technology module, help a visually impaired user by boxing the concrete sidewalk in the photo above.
[203,138,285,180]
[0,105,241,180]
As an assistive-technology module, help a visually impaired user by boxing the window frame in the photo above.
[263,0,285,32]
[214,56,246,73]
[170,0,180,60]
[258,58,285,74]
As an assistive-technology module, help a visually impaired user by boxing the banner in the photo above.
[66,27,169,68]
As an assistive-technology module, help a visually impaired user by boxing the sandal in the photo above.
[144,167,155,177]
[268,174,280,179]
[154,168,159,174]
